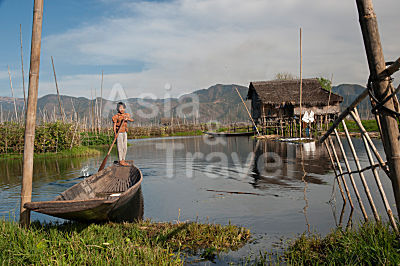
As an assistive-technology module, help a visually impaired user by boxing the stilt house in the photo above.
[246,78,343,133]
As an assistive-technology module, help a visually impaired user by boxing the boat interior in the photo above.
[55,165,141,201]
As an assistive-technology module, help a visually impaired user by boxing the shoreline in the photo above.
[0,146,102,160]
[0,219,250,264]
[251,221,399,264]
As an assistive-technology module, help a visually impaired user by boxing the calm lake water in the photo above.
[0,135,396,263]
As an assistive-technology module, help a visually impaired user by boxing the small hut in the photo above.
[247,78,343,135]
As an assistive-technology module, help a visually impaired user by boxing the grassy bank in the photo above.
[337,119,379,132]
[0,146,101,160]
[127,125,206,139]
[129,130,204,139]
[0,219,250,265]
[250,221,400,265]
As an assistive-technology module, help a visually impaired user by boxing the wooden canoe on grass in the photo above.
[24,161,143,222]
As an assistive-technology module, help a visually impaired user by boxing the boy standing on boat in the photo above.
[112,102,134,166]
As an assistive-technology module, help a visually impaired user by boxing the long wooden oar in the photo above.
[98,120,125,172]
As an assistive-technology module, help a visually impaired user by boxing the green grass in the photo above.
[216,127,229,133]
[216,127,254,133]
[251,221,400,265]
[80,132,114,146]
[0,146,101,160]
[0,219,250,265]
[130,130,204,139]
[168,130,203,137]
[337,119,380,132]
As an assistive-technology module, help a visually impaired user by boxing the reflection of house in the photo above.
[251,140,333,190]
[247,79,343,133]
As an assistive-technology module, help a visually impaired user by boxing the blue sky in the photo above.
[0,0,146,98]
[0,0,399,99]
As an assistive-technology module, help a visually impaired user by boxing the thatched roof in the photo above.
[247,78,343,106]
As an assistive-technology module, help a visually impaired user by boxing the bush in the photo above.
[80,131,114,146]
[0,122,80,154]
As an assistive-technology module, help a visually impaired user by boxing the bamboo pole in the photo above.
[299,27,303,138]
[100,70,103,130]
[354,109,398,232]
[328,136,354,208]
[20,24,27,113]
[91,88,95,132]
[325,74,333,130]
[324,140,346,202]
[363,129,398,229]
[51,56,65,122]
[356,0,400,217]
[94,87,98,133]
[20,0,44,226]
[320,87,369,143]
[378,57,400,80]
[349,109,389,176]
[71,98,77,121]
[7,66,19,122]
[342,119,379,221]
[70,122,79,149]
[53,106,56,122]
[234,87,260,136]
[334,128,367,217]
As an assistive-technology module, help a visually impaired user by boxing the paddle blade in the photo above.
[98,155,108,172]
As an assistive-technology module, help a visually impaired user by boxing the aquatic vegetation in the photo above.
[0,121,79,154]
[0,122,120,157]
[0,146,101,160]
[249,221,400,265]
[80,131,114,146]
[0,219,250,265]
[0,121,110,155]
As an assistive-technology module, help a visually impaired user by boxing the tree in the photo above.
[317,77,332,92]
[274,72,297,80]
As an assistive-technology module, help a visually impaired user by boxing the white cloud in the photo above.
[39,0,400,99]
[0,71,8,80]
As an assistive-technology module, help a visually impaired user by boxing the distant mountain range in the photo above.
[0,83,375,124]
[331,83,373,119]
[0,84,251,124]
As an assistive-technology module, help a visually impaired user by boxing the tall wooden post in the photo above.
[356,0,400,217]
[299,28,303,138]
[20,0,44,226]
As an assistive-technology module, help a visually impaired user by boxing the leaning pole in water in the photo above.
[20,0,44,226]
[355,0,400,217]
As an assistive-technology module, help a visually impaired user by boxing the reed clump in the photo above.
[0,219,250,265]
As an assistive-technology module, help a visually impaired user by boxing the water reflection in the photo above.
[251,140,332,190]
[0,155,104,220]
[0,157,93,187]
[0,135,396,263]
[331,202,354,230]
[0,154,145,223]
[109,188,144,222]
